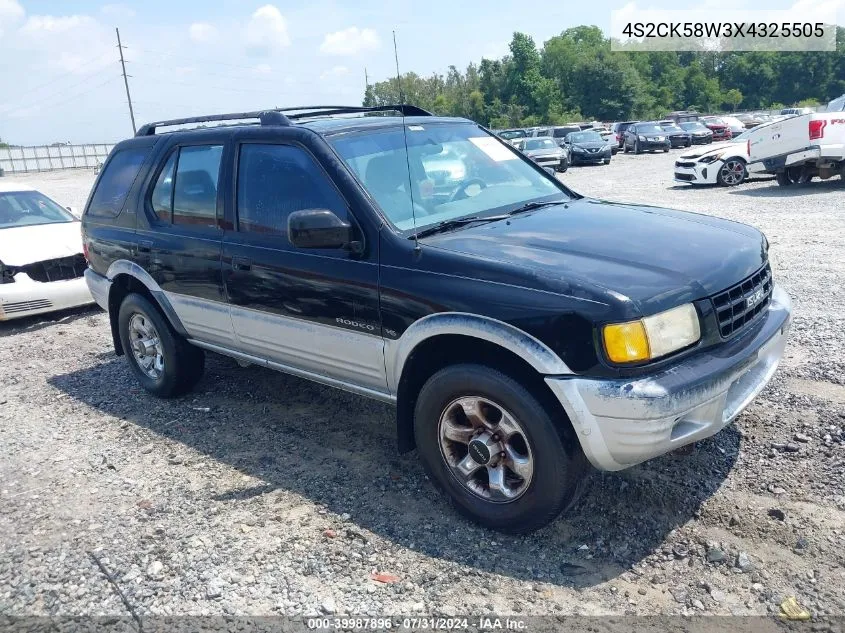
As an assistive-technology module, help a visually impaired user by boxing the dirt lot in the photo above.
[1,153,844,621]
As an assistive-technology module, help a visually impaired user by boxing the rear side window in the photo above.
[236,143,346,238]
[87,147,150,217]
[149,145,222,229]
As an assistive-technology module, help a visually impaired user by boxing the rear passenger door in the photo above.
[140,139,235,346]
[221,134,386,394]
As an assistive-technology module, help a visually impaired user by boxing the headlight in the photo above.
[602,303,701,364]
[638,135,646,141]
[699,153,724,164]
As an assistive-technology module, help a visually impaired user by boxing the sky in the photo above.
[0,0,841,144]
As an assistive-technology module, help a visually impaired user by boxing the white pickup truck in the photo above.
[746,112,845,186]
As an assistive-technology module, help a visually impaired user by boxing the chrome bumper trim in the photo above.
[547,284,792,471]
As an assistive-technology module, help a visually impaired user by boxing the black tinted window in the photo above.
[87,147,150,217]
[151,152,176,222]
[172,145,222,228]
[237,144,346,237]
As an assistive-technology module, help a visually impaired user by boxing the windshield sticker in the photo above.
[469,136,517,161]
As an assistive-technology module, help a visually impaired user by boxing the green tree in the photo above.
[723,88,743,111]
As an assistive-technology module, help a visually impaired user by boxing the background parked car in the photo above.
[515,137,569,171]
[664,110,701,124]
[591,126,620,153]
[623,122,671,154]
[530,125,582,146]
[658,121,692,148]
[707,115,745,136]
[497,129,528,146]
[700,116,733,141]
[0,182,93,320]
[780,107,813,116]
[610,121,639,150]
[679,121,714,144]
[674,128,754,187]
[562,130,613,165]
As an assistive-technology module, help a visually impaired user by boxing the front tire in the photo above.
[717,158,747,186]
[634,140,642,154]
[414,364,588,533]
[118,293,205,398]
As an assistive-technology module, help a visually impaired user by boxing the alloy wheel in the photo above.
[437,396,534,503]
[719,159,746,185]
[128,312,164,380]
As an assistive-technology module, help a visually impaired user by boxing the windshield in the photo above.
[636,124,664,135]
[523,138,557,150]
[661,124,683,132]
[329,123,566,231]
[680,122,707,131]
[728,129,751,142]
[568,132,604,143]
[0,190,75,229]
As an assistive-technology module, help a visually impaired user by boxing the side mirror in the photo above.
[288,208,359,251]
[543,167,556,176]
[67,206,81,219]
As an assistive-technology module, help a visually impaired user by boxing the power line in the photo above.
[0,52,113,112]
[129,74,285,96]
[28,76,123,113]
[128,46,277,73]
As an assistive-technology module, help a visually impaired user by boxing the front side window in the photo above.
[87,147,150,217]
[330,123,566,231]
[0,191,75,229]
[237,144,347,237]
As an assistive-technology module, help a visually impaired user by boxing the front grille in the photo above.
[3,299,52,314]
[22,254,87,283]
[711,263,773,338]
[675,173,695,181]
[675,161,696,168]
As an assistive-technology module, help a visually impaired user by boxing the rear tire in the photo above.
[118,293,205,398]
[775,166,810,187]
[413,364,588,533]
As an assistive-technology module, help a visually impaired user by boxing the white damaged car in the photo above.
[0,182,93,321]
[673,129,752,187]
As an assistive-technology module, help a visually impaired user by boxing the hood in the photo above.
[680,141,740,159]
[570,141,608,150]
[0,221,83,266]
[421,198,767,316]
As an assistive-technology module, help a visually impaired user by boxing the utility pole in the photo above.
[116,27,136,134]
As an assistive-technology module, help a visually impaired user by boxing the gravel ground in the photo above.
[1,155,844,621]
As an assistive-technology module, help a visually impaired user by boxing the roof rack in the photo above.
[277,104,433,119]
[135,110,290,137]
[135,104,432,137]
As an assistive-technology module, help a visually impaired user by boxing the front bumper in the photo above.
[0,273,93,321]
[531,156,566,170]
[546,284,792,471]
[674,158,722,185]
[690,135,712,144]
[570,150,611,163]
[637,140,670,151]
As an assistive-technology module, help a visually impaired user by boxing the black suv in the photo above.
[82,105,792,533]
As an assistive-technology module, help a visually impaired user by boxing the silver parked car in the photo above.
[515,138,569,172]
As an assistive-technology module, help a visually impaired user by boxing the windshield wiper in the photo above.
[411,214,511,239]
[508,200,566,216]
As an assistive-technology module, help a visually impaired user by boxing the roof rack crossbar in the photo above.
[278,104,433,119]
[135,110,291,137]
[135,104,432,136]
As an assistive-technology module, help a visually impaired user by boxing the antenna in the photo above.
[393,30,420,252]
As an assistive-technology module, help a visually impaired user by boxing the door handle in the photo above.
[231,256,252,271]
[137,240,153,254]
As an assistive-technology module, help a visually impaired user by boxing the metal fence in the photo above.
[0,143,114,175]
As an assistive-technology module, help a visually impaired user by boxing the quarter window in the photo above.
[236,144,346,237]
[88,147,150,217]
